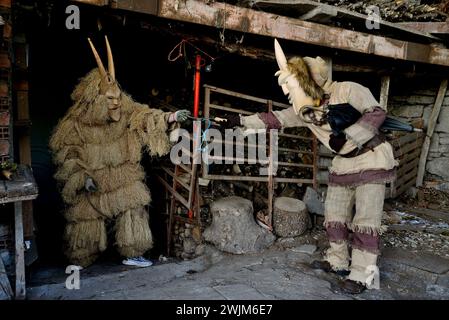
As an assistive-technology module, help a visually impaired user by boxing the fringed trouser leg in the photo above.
[64,219,107,267]
[323,185,355,271]
[115,207,153,258]
[347,183,385,286]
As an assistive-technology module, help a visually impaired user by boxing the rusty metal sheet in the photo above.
[158,0,449,67]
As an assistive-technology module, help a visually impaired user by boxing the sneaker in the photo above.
[122,256,153,268]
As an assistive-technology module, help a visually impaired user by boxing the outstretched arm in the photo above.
[218,106,306,130]
[129,104,190,157]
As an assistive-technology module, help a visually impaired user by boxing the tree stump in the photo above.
[273,197,309,237]
[203,196,275,254]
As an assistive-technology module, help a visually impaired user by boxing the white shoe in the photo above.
[122,256,153,268]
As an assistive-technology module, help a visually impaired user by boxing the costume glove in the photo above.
[169,109,191,123]
[216,114,241,129]
[329,133,347,153]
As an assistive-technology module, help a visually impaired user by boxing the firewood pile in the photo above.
[320,0,448,22]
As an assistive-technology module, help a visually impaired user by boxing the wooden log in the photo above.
[273,197,309,237]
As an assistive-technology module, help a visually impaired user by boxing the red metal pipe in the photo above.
[189,55,202,220]
[193,54,201,117]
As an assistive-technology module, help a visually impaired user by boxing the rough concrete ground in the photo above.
[27,242,449,300]
[26,198,449,300]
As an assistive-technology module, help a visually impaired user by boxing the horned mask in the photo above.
[274,39,324,116]
[88,36,122,122]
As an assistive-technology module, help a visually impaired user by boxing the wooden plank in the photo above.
[14,201,25,299]
[380,76,390,109]
[398,22,449,35]
[160,166,190,191]
[157,175,189,209]
[395,139,423,158]
[0,254,13,300]
[416,79,448,187]
[72,0,108,5]
[158,0,449,66]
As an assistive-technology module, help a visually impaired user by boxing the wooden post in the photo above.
[267,100,274,228]
[380,75,391,109]
[416,79,448,187]
[14,201,25,299]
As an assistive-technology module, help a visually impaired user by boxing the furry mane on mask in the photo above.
[287,57,324,100]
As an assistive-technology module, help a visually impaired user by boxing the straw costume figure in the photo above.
[218,40,397,294]
[49,37,189,267]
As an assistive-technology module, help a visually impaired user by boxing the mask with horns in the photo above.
[274,39,325,120]
[88,36,122,122]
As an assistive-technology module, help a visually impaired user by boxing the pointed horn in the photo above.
[105,36,115,81]
[88,37,107,79]
[274,39,288,71]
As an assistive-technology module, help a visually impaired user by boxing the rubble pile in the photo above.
[320,0,448,22]
[382,209,449,258]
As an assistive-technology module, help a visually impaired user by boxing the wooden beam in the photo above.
[416,79,448,187]
[157,0,449,66]
[72,0,108,5]
[398,22,449,35]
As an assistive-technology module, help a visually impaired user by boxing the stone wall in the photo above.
[389,79,449,186]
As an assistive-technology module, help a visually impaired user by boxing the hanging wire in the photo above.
[168,39,216,63]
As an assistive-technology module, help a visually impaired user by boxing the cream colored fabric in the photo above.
[324,184,385,235]
[328,81,384,112]
[241,106,397,175]
[347,248,379,286]
[324,184,384,285]
[344,122,377,149]
[303,56,329,87]
[330,142,398,175]
[325,241,350,271]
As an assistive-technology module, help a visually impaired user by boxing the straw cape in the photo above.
[49,37,173,266]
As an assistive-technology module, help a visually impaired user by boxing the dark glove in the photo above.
[329,133,347,153]
[85,176,98,193]
[216,114,241,129]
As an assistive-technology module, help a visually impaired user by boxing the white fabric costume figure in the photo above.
[218,40,397,294]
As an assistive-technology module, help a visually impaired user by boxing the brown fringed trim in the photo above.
[324,221,349,241]
[323,220,347,229]
[352,231,380,254]
[258,112,282,130]
[356,107,386,133]
[328,169,396,187]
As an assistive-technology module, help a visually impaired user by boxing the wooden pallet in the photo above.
[386,131,424,198]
